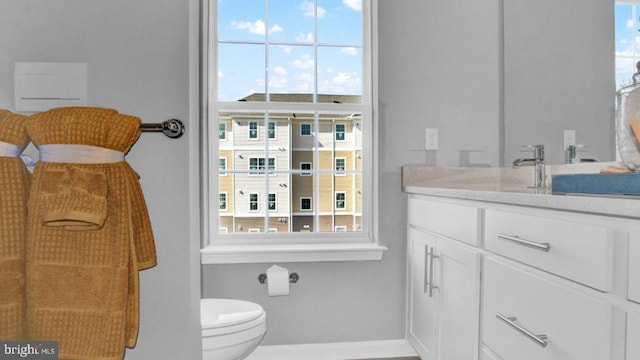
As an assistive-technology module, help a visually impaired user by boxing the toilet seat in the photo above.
[201,299,266,337]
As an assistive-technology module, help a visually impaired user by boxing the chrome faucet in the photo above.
[513,145,545,190]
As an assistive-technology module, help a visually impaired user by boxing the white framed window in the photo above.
[300,162,312,176]
[335,123,346,141]
[300,197,312,211]
[219,227,228,234]
[268,121,276,139]
[335,192,346,210]
[249,193,259,212]
[203,0,386,264]
[335,226,348,232]
[248,228,260,233]
[335,157,346,175]
[219,192,227,211]
[219,157,227,176]
[300,123,312,136]
[248,121,259,139]
[268,193,277,211]
[219,123,227,140]
[249,157,276,175]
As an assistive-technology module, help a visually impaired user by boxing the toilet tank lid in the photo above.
[201,299,265,329]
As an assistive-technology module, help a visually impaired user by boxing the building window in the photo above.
[249,193,259,212]
[300,162,312,176]
[335,192,346,210]
[249,157,276,175]
[210,0,373,244]
[220,227,228,234]
[300,197,312,211]
[268,193,277,211]
[335,226,347,232]
[219,123,226,140]
[335,124,346,141]
[248,121,259,139]
[335,157,346,175]
[300,123,312,136]
[268,121,276,139]
[219,157,227,176]
[219,192,227,211]
[248,228,260,233]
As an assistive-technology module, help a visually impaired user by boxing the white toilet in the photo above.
[201,298,267,360]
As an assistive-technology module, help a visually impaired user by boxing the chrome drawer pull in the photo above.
[496,313,548,348]
[427,247,439,298]
[498,233,551,252]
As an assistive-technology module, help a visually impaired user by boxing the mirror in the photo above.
[502,0,616,165]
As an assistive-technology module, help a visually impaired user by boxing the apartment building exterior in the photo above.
[218,94,363,234]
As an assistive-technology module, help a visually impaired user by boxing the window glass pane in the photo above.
[268,45,315,101]
[219,193,227,211]
[217,43,265,101]
[217,0,266,42]
[268,0,314,43]
[616,3,638,88]
[318,46,363,100]
[317,0,362,45]
[219,123,226,140]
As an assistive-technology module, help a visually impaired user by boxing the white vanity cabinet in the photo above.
[407,195,481,360]
[406,190,640,360]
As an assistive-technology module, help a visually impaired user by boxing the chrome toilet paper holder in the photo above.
[258,272,299,284]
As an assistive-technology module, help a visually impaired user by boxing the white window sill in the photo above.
[201,242,388,264]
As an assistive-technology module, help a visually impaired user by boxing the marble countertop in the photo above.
[402,163,640,219]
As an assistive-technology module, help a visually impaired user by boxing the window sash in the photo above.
[207,0,374,245]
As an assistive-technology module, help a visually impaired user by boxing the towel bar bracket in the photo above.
[139,119,185,139]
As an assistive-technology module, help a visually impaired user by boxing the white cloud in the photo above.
[279,45,293,54]
[296,32,314,43]
[269,76,289,89]
[300,1,327,18]
[273,66,288,75]
[343,0,361,11]
[628,19,634,29]
[231,20,284,35]
[319,71,361,93]
[292,53,315,69]
[231,19,266,35]
[218,71,224,78]
[338,47,358,56]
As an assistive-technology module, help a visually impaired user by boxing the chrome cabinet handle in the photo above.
[423,245,429,294]
[496,313,548,348]
[427,247,439,298]
[498,233,550,252]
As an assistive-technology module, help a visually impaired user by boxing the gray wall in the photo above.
[202,0,501,345]
[503,0,615,165]
[0,1,201,359]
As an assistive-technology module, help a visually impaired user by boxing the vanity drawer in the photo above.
[408,196,479,246]
[483,258,612,360]
[484,208,613,291]
[629,232,640,303]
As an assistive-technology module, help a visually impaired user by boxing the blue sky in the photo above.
[616,4,639,87]
[216,0,363,101]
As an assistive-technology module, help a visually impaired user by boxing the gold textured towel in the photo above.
[0,110,30,341]
[25,107,156,360]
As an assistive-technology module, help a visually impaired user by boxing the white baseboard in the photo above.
[245,339,417,360]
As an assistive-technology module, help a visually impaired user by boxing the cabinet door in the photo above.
[629,232,640,304]
[437,238,481,360]
[628,310,640,360]
[408,228,439,360]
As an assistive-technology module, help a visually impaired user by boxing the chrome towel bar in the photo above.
[139,119,185,139]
